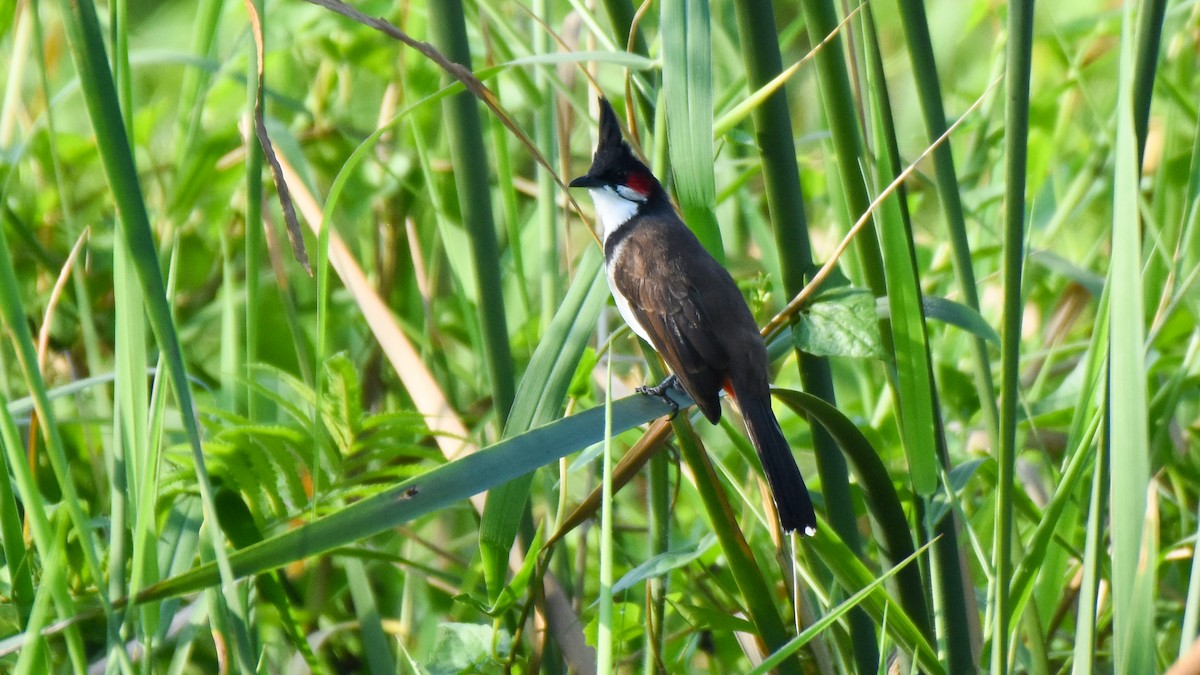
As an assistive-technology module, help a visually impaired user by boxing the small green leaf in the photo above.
[673,601,756,634]
[925,458,987,526]
[793,289,886,359]
[425,623,510,675]
[611,534,716,595]
[584,601,643,648]
[569,347,600,401]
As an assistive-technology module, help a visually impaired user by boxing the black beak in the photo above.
[569,174,603,189]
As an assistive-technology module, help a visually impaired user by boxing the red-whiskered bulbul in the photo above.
[569,97,817,535]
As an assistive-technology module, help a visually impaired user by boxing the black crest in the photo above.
[573,97,661,191]
[588,98,639,176]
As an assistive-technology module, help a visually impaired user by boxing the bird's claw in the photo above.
[637,374,682,420]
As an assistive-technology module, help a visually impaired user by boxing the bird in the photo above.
[569,97,817,535]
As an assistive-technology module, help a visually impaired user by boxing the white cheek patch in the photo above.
[588,187,640,242]
[615,184,648,203]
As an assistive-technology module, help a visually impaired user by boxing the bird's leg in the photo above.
[637,374,682,419]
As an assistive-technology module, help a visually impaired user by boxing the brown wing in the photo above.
[610,218,751,423]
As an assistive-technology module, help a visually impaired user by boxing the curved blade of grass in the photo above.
[773,389,932,640]
[113,392,679,608]
[876,295,1001,347]
[751,538,934,675]
[802,519,944,674]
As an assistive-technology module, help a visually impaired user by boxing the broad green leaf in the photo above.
[792,289,885,359]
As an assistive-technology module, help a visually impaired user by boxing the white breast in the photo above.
[604,238,654,344]
[587,187,655,346]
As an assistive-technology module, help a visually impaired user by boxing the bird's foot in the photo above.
[637,374,682,420]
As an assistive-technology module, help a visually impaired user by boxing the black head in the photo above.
[569,97,663,202]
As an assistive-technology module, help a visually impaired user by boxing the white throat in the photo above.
[587,186,640,243]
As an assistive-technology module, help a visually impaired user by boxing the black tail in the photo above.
[736,389,817,535]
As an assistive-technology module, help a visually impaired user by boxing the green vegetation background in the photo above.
[0,0,1196,672]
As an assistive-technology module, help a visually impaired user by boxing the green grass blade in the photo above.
[774,389,931,640]
[1107,4,1157,672]
[894,0,999,445]
[798,0,886,297]
[803,522,944,675]
[479,248,608,596]
[1008,288,1110,633]
[1181,489,1200,658]
[597,357,615,675]
[670,419,801,674]
[0,408,30,627]
[661,0,722,258]
[13,514,70,674]
[862,38,938,499]
[127,391,680,605]
[344,557,398,674]
[1071,417,1108,675]
[992,1,1036,671]
[243,0,264,419]
[1131,0,1167,164]
[51,0,251,663]
[428,0,516,428]
[750,539,934,675]
[113,230,155,640]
